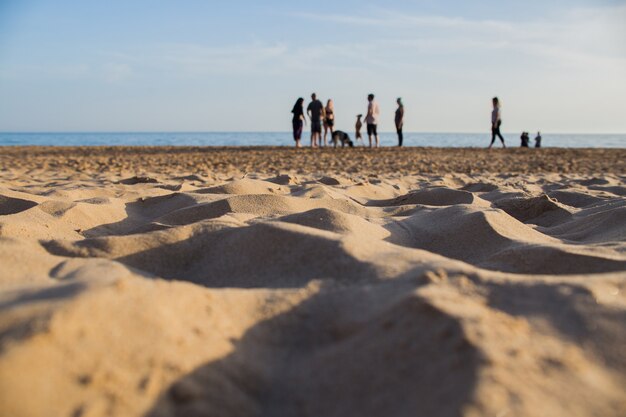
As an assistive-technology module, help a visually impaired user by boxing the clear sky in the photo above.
[0,0,625,133]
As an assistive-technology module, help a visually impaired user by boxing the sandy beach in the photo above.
[0,146,625,417]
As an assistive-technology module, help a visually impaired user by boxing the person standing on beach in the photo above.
[535,131,542,148]
[323,99,335,147]
[395,98,404,147]
[307,93,324,147]
[489,96,506,149]
[355,114,363,146]
[366,94,380,148]
[291,98,306,148]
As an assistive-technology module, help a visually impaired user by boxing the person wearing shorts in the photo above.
[307,93,324,147]
[365,93,380,148]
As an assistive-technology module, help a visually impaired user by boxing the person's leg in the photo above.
[397,127,403,147]
[374,125,379,148]
[496,125,506,148]
[489,127,496,148]
[322,124,328,147]
[497,121,505,147]
[367,124,373,148]
[294,120,302,148]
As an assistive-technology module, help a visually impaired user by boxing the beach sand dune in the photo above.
[0,147,625,417]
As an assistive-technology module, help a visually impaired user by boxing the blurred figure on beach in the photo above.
[535,132,542,148]
[395,97,405,147]
[366,94,380,148]
[520,132,530,147]
[307,93,324,147]
[323,99,335,147]
[355,114,364,146]
[291,98,306,148]
[488,96,506,149]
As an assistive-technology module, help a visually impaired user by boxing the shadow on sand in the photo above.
[144,282,481,417]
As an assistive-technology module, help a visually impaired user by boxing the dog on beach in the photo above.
[331,130,354,148]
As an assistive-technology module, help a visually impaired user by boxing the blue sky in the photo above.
[0,0,625,133]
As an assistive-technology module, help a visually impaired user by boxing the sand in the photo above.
[0,146,625,417]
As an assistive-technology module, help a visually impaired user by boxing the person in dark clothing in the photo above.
[488,97,506,149]
[291,97,306,148]
[307,93,324,147]
[395,97,404,147]
[520,132,530,147]
[535,132,542,148]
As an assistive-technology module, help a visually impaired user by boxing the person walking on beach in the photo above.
[395,98,405,147]
[307,93,324,147]
[489,96,506,149]
[291,98,306,148]
[366,93,380,148]
[355,114,364,146]
[323,99,335,147]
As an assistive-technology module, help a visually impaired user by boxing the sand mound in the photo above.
[155,194,373,227]
[369,187,486,207]
[493,194,573,226]
[1,153,625,417]
[548,190,608,207]
[197,178,284,195]
[43,222,388,288]
[278,208,390,240]
[540,205,626,244]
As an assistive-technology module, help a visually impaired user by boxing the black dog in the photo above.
[331,130,354,148]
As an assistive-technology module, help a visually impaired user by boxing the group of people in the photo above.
[291,93,405,148]
[489,96,542,149]
[293,94,542,149]
[520,131,542,148]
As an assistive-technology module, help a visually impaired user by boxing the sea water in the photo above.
[0,132,624,148]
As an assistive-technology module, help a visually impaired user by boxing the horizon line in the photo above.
[1,131,625,135]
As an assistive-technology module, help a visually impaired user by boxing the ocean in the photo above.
[0,132,624,148]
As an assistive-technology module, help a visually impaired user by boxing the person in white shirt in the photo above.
[365,93,380,148]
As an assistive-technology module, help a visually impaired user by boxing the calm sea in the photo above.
[0,132,624,148]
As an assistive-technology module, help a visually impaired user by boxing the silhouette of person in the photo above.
[520,131,530,147]
[366,94,380,148]
[291,97,306,148]
[323,99,335,147]
[395,98,404,147]
[535,131,542,148]
[488,96,506,149]
[307,93,324,147]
